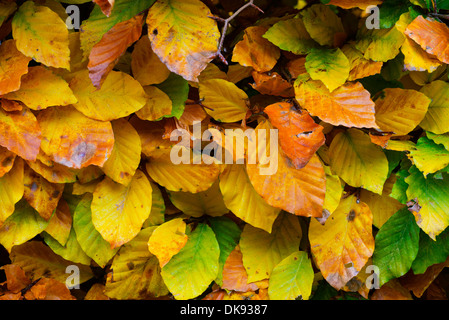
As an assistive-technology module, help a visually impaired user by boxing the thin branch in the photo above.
[209,0,264,65]
[429,12,449,20]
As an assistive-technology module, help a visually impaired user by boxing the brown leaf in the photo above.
[93,0,115,17]
[0,264,31,293]
[0,107,41,161]
[25,278,75,300]
[222,245,260,293]
[405,16,449,64]
[88,15,143,88]
[265,102,325,169]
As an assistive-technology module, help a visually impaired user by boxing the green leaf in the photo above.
[0,200,49,252]
[390,168,410,204]
[263,17,317,55]
[427,131,449,151]
[356,26,405,62]
[73,194,119,268]
[208,216,242,286]
[155,73,189,119]
[305,47,350,92]
[412,228,449,274]
[373,207,420,286]
[80,0,155,60]
[379,0,410,29]
[43,228,92,266]
[268,251,314,300]
[405,165,449,240]
[408,136,449,176]
[240,213,302,283]
[161,223,220,300]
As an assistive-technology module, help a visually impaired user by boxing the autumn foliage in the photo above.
[1,0,449,301]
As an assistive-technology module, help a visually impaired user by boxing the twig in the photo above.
[429,12,449,20]
[209,0,264,65]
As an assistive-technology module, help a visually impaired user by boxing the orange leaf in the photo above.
[0,99,22,112]
[0,146,15,178]
[0,39,31,95]
[265,102,325,169]
[23,164,64,221]
[251,71,294,97]
[0,107,41,161]
[405,16,449,64]
[93,0,115,17]
[88,15,143,89]
[0,264,31,293]
[26,278,75,300]
[37,106,114,169]
[246,120,326,217]
[232,26,280,73]
[222,245,260,293]
[295,79,378,128]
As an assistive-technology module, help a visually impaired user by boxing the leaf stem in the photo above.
[210,0,264,65]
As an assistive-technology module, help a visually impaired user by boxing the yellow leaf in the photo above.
[2,66,77,110]
[146,147,220,193]
[105,227,168,299]
[301,4,346,47]
[240,213,302,283]
[309,195,374,290]
[419,80,449,134]
[102,119,141,186]
[199,79,249,123]
[69,70,148,121]
[402,37,442,73]
[10,241,93,286]
[146,0,220,82]
[44,199,72,246]
[232,26,281,73]
[135,86,172,121]
[131,35,171,86]
[0,200,49,253]
[37,106,115,169]
[91,169,153,249]
[322,165,344,218]
[374,88,431,135]
[219,164,281,233]
[0,158,24,225]
[168,180,228,218]
[360,174,405,229]
[148,218,188,268]
[329,129,389,195]
[341,43,383,81]
[26,153,78,184]
[356,26,405,62]
[12,1,70,69]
